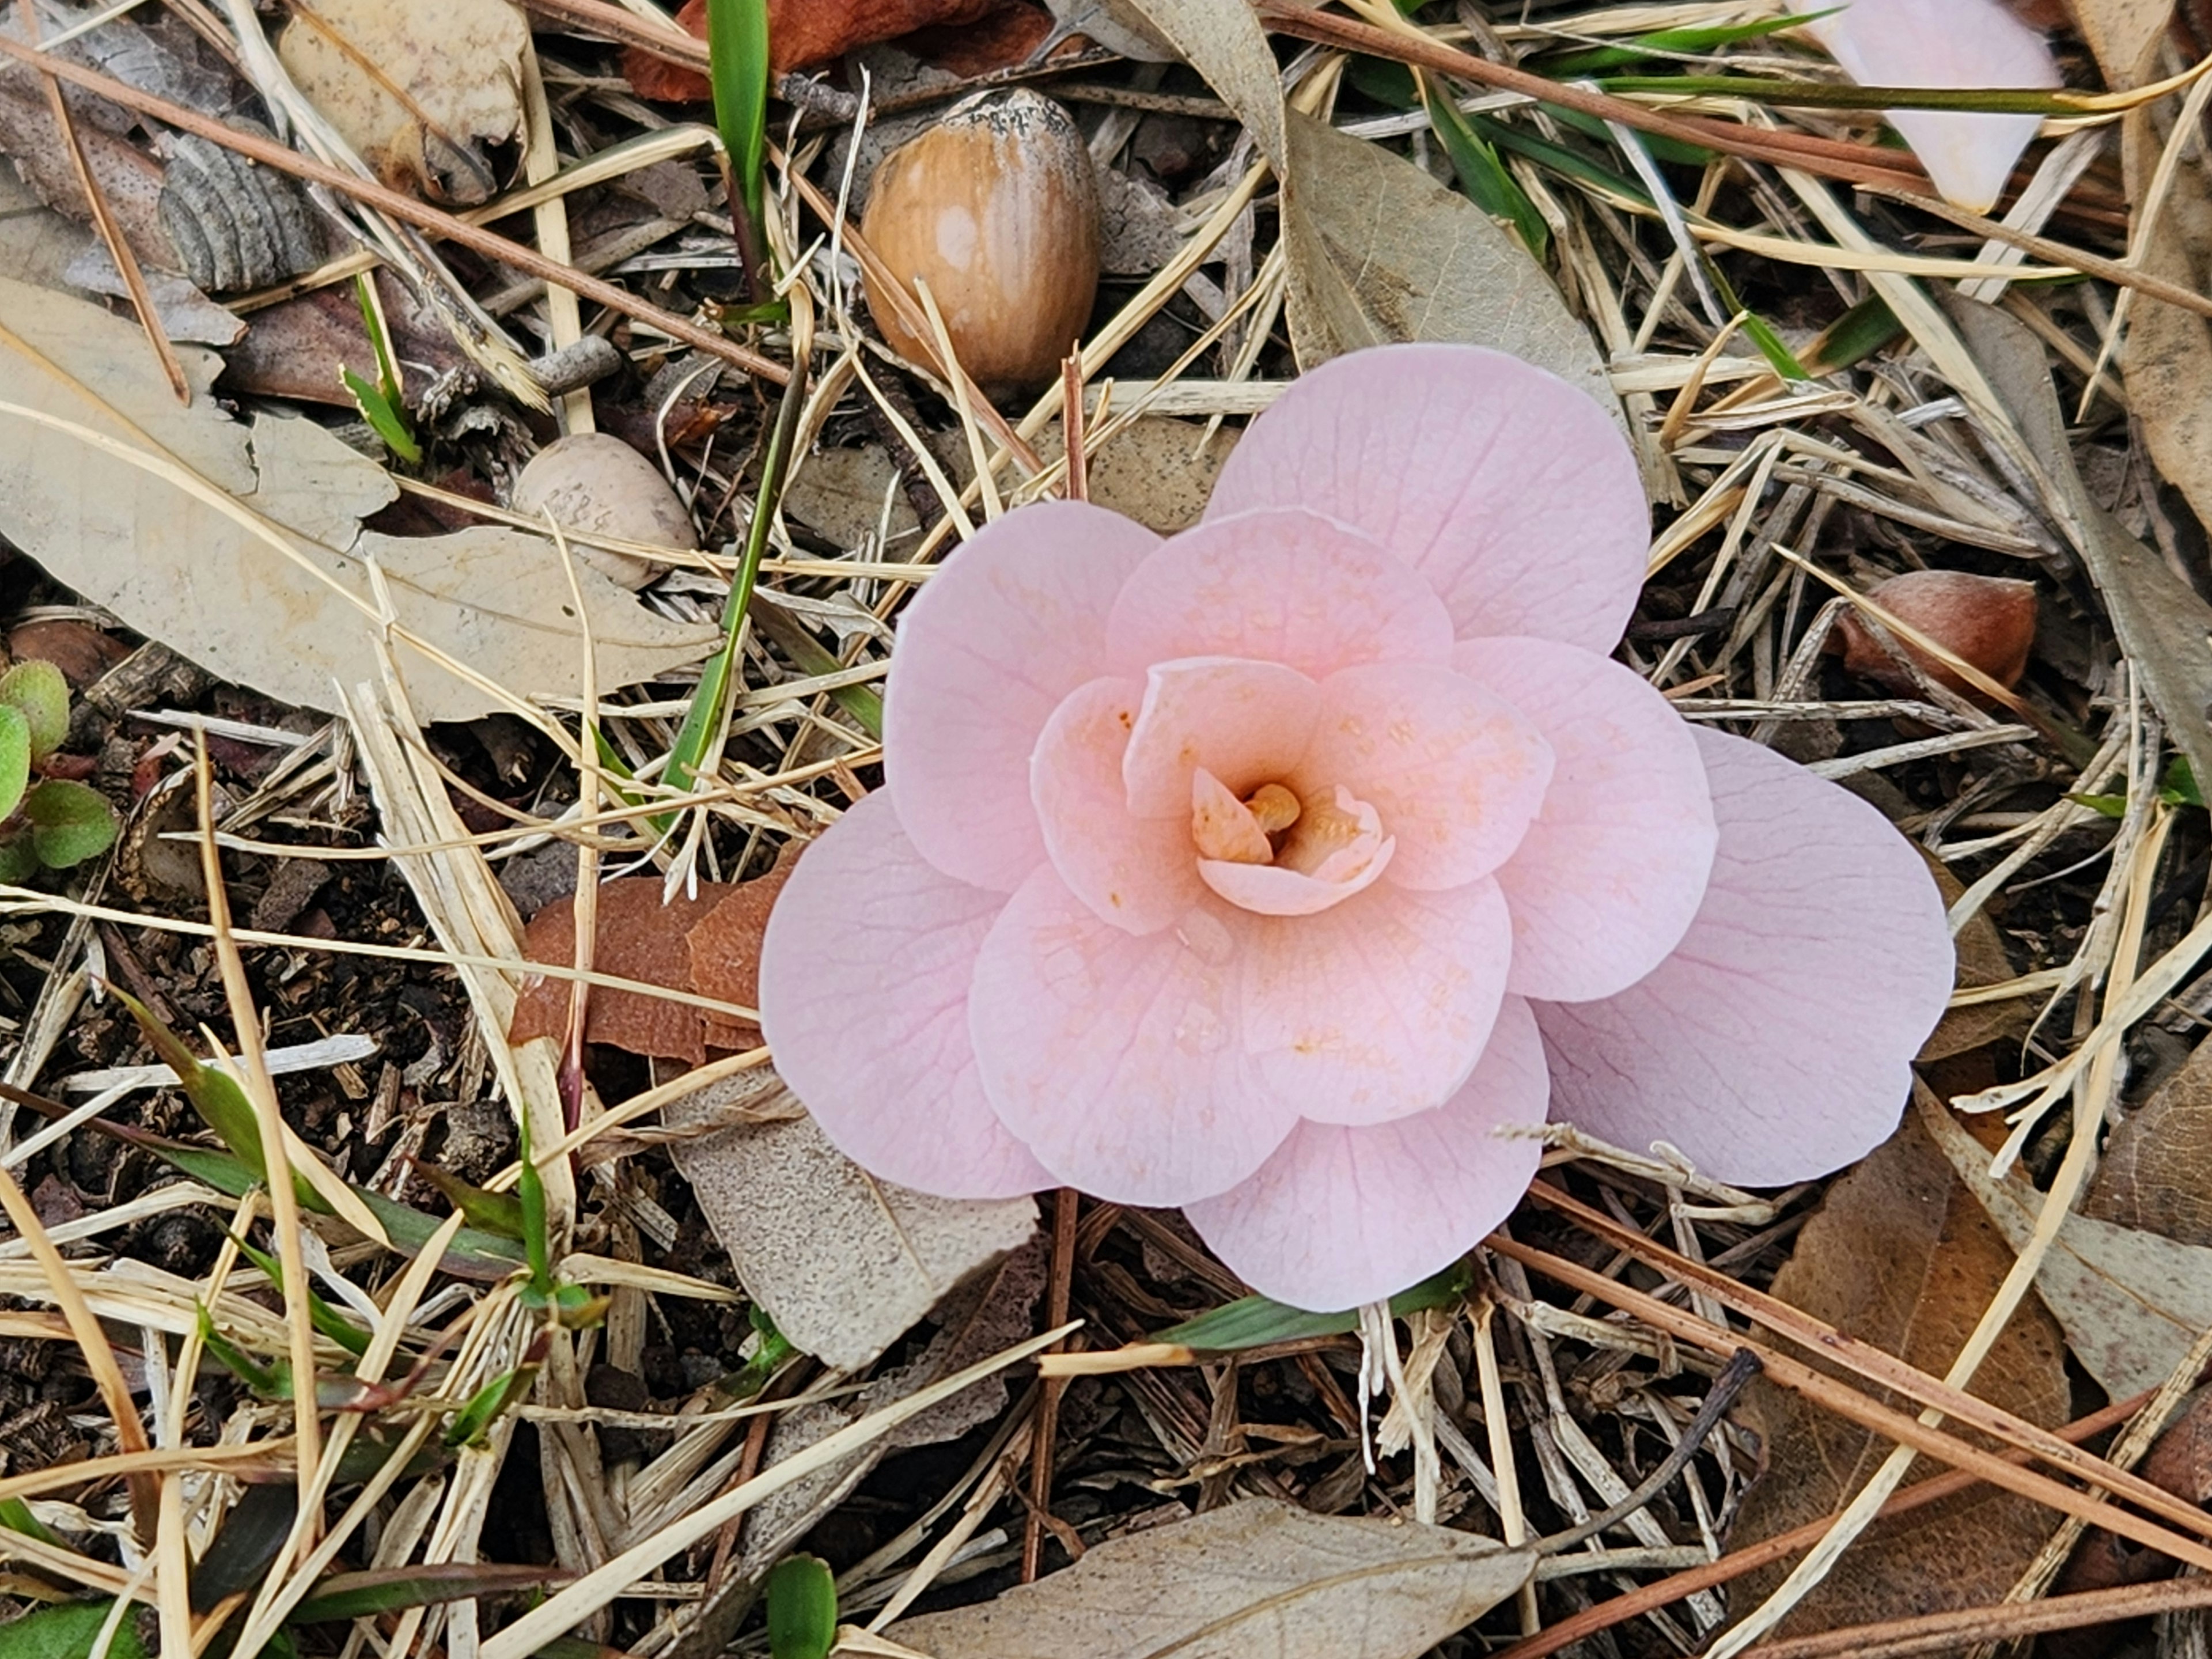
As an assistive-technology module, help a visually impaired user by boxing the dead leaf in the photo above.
[0,276,711,722]
[1918,855,2032,1063]
[2086,1032,2212,1247]
[1921,1088,2212,1399]
[1047,415,1239,532]
[276,0,528,204]
[887,1499,1533,1659]
[1280,111,1613,403]
[1041,0,1179,61]
[624,0,996,100]
[1108,0,1283,166]
[1727,1109,2071,1642]
[665,1067,1038,1371]
[508,863,789,1062]
[1942,291,2212,797]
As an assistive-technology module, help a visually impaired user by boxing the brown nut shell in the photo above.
[1835,568,2039,702]
[861,89,1101,395]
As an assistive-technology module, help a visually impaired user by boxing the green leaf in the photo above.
[354,1188,530,1280]
[0,661,68,762]
[0,1498,56,1547]
[0,1600,150,1659]
[410,1163,526,1240]
[23,780,116,868]
[290,1565,566,1625]
[1423,81,1548,263]
[2166,755,2204,806]
[1799,294,1903,378]
[112,990,273,1183]
[230,1234,372,1357]
[706,0,771,295]
[764,1555,837,1659]
[1152,1260,1473,1350]
[719,1304,794,1402]
[0,832,37,885]
[340,368,423,466]
[0,704,29,822]
[445,1363,536,1448]
[1593,73,2081,115]
[199,1302,285,1396]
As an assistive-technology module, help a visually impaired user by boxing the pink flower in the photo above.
[759,346,1955,1312]
[1790,0,2060,210]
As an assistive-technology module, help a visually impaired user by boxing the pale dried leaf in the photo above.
[887,1499,1533,1659]
[1728,1109,2070,1638]
[1106,0,1281,160]
[1922,1090,2212,1399]
[2086,1033,2212,1247]
[1945,292,2212,794]
[665,1069,1037,1372]
[1045,415,1239,532]
[0,276,711,721]
[1918,854,2030,1062]
[1279,111,1612,406]
[276,0,528,205]
[1044,0,1179,62]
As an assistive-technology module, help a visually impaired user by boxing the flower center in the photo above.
[1188,768,1396,916]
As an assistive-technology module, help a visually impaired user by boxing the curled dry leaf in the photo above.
[276,0,529,204]
[624,0,995,100]
[1726,1108,2070,1640]
[887,1499,1534,1659]
[508,858,793,1063]
[2087,1028,2212,1248]
[0,277,711,722]
[1834,569,2039,702]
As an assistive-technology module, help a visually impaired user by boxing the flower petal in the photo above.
[1455,637,1718,1002]
[1032,677,1207,934]
[1242,874,1512,1127]
[1536,729,1953,1185]
[1107,507,1455,680]
[1791,0,2057,211]
[1187,998,1548,1311]
[886,500,1161,891]
[969,870,1295,1205]
[1294,661,1554,890]
[1198,835,1393,915]
[1203,346,1646,650]
[1123,657,1322,817]
[759,793,1052,1198]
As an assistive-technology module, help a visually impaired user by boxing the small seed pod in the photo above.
[861,89,1101,395]
[510,434,697,590]
[1835,569,2039,702]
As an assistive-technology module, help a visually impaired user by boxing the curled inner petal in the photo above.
[1198,787,1393,916]
[1191,769,1272,864]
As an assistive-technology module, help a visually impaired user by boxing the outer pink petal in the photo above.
[1455,637,1717,1002]
[1203,346,1646,650]
[1295,661,1554,890]
[1107,507,1455,680]
[1536,729,1953,1186]
[1032,677,1207,934]
[968,871,1296,1206]
[1187,998,1549,1310]
[759,793,1052,1198]
[1242,875,1512,1127]
[886,501,1161,892]
[1791,0,2056,211]
[1123,657,1321,817]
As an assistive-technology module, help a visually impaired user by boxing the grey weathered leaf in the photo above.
[1944,294,2212,794]
[0,276,711,721]
[1043,0,1180,64]
[1105,0,1282,161]
[888,1500,1533,1659]
[664,1068,1037,1372]
[1280,111,1611,403]
[1921,1086,2212,1399]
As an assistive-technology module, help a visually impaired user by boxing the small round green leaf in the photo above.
[764,1554,837,1659]
[0,705,29,822]
[0,834,37,885]
[24,779,118,868]
[0,660,68,761]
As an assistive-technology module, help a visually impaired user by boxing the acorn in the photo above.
[861,90,1101,396]
[510,433,698,590]
[1834,569,2039,702]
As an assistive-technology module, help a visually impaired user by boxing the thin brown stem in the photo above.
[1024,1188,1082,1582]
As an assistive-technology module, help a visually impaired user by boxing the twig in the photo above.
[1024,1190,1082,1582]
[1741,1575,2212,1659]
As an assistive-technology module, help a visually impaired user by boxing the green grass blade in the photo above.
[1593,74,2084,114]
[706,0,772,296]
[1152,1261,1473,1350]
[1424,81,1548,261]
[1540,10,1840,75]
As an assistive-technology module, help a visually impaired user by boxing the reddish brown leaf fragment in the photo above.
[510,877,725,1063]
[622,0,998,100]
[1833,570,2039,703]
[683,849,795,1052]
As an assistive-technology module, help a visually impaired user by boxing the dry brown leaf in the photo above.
[665,1067,1039,1372]
[1944,285,2212,794]
[1044,415,1240,532]
[1918,855,2032,1063]
[1726,1109,2070,1643]
[623,0,996,100]
[2086,1032,2212,1246]
[887,1499,1533,1659]
[1041,0,1183,63]
[1109,0,1283,165]
[509,861,788,1060]
[0,276,711,722]
[1281,111,1613,403]
[1921,1091,2212,1399]
[276,0,528,204]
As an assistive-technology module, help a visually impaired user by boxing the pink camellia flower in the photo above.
[759,346,1956,1313]
[1790,0,2060,211]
